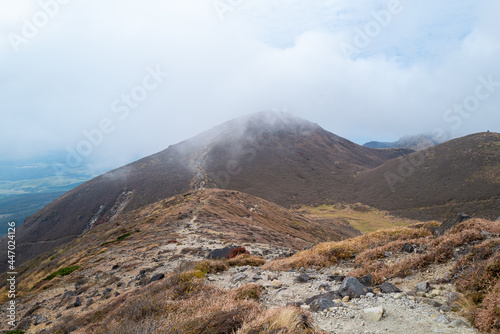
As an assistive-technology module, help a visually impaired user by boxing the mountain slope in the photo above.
[0,111,408,271]
[354,132,500,220]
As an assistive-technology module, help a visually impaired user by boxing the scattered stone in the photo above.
[101,288,113,299]
[111,264,119,270]
[366,292,375,298]
[74,297,82,308]
[232,273,247,283]
[378,282,402,294]
[149,273,165,283]
[33,315,48,325]
[327,275,345,282]
[402,243,418,253]
[295,273,311,283]
[446,292,460,306]
[449,319,470,328]
[338,277,373,298]
[318,283,330,291]
[208,246,239,259]
[359,274,373,286]
[415,281,431,293]
[439,305,452,313]
[342,296,350,302]
[436,315,450,324]
[268,273,278,281]
[310,298,337,312]
[361,307,384,322]
[305,292,341,305]
[392,293,403,300]
[270,280,282,289]
[252,274,262,281]
[86,298,95,307]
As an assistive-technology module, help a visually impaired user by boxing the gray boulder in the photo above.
[415,281,431,293]
[310,298,337,312]
[338,277,372,298]
[295,273,311,283]
[377,282,402,294]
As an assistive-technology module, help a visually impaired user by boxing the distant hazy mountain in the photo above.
[363,134,442,151]
[1,112,498,272]
[0,111,409,270]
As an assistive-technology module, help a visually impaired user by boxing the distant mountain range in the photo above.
[363,134,442,151]
[1,111,499,271]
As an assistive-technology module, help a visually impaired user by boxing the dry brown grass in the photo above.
[451,239,500,332]
[265,218,500,332]
[263,226,431,271]
[46,263,322,334]
[196,254,266,275]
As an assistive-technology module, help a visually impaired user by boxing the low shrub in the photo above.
[235,284,263,301]
[227,254,266,267]
[43,266,80,281]
[228,246,249,259]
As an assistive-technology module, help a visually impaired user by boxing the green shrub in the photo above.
[101,232,132,246]
[44,266,80,281]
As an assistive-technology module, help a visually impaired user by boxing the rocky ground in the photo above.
[206,265,476,334]
[1,213,484,334]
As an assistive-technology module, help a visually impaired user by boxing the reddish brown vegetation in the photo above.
[228,246,250,259]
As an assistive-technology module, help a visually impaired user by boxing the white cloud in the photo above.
[0,0,499,171]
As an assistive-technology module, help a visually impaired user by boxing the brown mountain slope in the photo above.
[0,189,358,296]
[354,132,500,220]
[0,111,407,272]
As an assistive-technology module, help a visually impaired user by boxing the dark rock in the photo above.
[139,269,146,275]
[252,274,262,281]
[446,292,461,306]
[327,275,345,282]
[101,288,113,299]
[287,301,304,307]
[435,213,471,236]
[439,305,452,313]
[86,298,95,307]
[61,291,76,300]
[359,274,373,287]
[318,283,331,291]
[310,298,337,312]
[402,243,418,253]
[232,273,247,283]
[16,318,32,330]
[305,292,341,305]
[415,281,431,293]
[117,282,124,287]
[295,273,311,283]
[149,273,165,283]
[32,315,48,325]
[74,297,82,308]
[112,264,120,270]
[377,282,402,294]
[208,246,239,259]
[338,277,372,298]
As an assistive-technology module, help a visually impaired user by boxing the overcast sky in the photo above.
[1,0,499,172]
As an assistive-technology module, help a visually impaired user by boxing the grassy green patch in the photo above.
[43,265,80,281]
[101,232,132,246]
[6,330,25,334]
[300,203,415,233]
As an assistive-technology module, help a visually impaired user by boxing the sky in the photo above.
[0,0,499,174]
